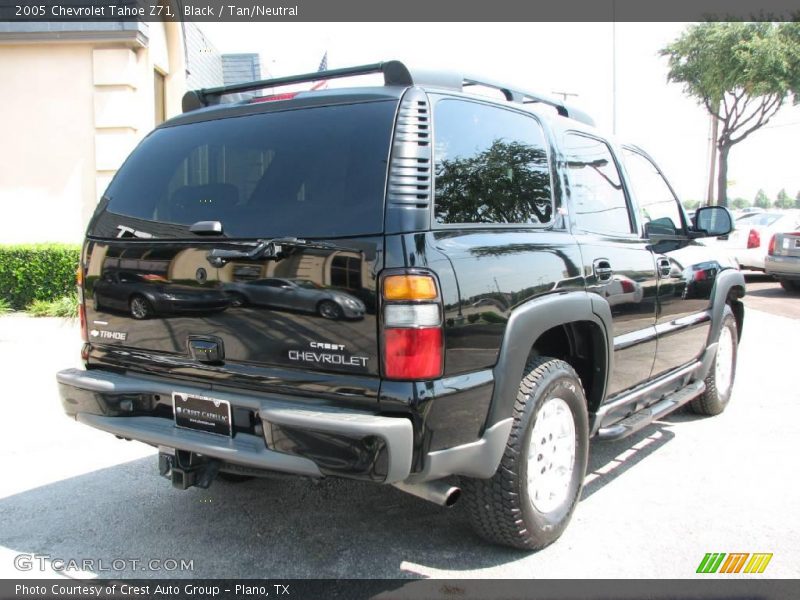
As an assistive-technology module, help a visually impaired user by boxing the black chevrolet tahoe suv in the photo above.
[57,61,744,550]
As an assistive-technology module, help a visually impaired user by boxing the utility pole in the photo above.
[612,20,617,135]
[706,112,719,206]
[552,91,578,102]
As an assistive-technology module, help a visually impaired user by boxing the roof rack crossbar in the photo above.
[463,75,570,117]
[182,60,413,112]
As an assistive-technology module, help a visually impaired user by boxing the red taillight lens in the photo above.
[768,234,777,255]
[383,328,442,380]
[381,272,444,380]
[747,229,761,249]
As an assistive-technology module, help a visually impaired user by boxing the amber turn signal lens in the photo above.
[383,275,437,300]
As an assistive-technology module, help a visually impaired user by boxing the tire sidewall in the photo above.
[712,313,738,406]
[517,366,589,540]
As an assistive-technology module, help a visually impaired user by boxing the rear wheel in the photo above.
[129,295,153,320]
[689,306,738,416]
[780,279,800,293]
[463,356,589,550]
[318,300,343,320]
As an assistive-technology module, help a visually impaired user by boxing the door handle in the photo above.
[657,257,672,278]
[593,258,613,282]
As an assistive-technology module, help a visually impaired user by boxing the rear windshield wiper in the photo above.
[206,238,358,266]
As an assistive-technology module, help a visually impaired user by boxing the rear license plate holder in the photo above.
[173,393,232,437]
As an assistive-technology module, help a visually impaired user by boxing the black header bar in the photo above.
[1,0,799,22]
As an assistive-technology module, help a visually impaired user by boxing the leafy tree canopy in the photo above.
[662,22,800,206]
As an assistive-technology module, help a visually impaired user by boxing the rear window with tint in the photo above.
[96,101,396,239]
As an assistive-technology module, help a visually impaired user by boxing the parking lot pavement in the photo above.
[742,273,800,320]
[1,305,798,580]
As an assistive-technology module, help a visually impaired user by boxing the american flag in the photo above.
[311,51,328,90]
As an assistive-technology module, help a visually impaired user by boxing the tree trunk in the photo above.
[716,144,730,208]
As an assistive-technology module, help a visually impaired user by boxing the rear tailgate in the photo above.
[83,98,398,395]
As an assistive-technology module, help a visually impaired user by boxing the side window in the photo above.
[622,148,685,237]
[434,99,552,225]
[563,134,632,235]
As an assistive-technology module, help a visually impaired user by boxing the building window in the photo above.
[154,70,166,126]
[330,256,361,290]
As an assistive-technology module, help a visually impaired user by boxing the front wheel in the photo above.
[463,356,589,550]
[129,295,153,320]
[317,300,343,320]
[689,306,738,416]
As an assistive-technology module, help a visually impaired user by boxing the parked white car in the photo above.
[701,210,800,271]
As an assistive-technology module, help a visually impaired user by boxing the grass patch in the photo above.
[27,294,79,318]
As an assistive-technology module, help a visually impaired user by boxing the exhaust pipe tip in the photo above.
[393,480,462,508]
[443,486,461,507]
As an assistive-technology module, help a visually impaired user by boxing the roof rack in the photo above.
[181,59,595,127]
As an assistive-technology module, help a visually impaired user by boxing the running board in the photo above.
[596,380,706,441]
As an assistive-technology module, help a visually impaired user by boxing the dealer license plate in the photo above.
[173,393,232,437]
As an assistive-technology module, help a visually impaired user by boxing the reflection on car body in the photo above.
[223,278,366,320]
[93,270,231,319]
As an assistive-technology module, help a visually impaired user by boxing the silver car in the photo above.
[223,278,366,319]
[766,230,800,292]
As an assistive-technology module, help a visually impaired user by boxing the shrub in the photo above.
[27,294,79,318]
[0,244,80,310]
[0,298,11,316]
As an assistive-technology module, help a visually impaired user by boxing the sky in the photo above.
[200,22,800,204]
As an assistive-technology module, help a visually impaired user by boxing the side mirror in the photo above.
[693,206,733,237]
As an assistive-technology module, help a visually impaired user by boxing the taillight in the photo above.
[768,234,777,256]
[77,265,87,343]
[250,92,298,103]
[747,229,761,249]
[381,273,443,380]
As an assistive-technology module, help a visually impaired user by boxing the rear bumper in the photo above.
[57,368,413,483]
[765,255,800,279]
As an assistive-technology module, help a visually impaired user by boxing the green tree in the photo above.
[730,197,751,210]
[682,199,701,211]
[775,188,792,208]
[754,189,771,209]
[661,23,800,207]
[795,190,800,209]
[435,139,552,224]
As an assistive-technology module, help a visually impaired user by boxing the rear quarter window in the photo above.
[433,99,553,226]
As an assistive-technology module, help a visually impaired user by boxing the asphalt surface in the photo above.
[0,277,798,579]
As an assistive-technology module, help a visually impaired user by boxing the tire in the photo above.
[129,295,153,320]
[689,306,738,416]
[780,279,800,293]
[462,356,589,550]
[317,300,344,320]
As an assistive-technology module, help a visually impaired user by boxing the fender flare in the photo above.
[486,291,613,431]
[698,267,746,378]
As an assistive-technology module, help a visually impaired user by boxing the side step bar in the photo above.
[596,380,706,441]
